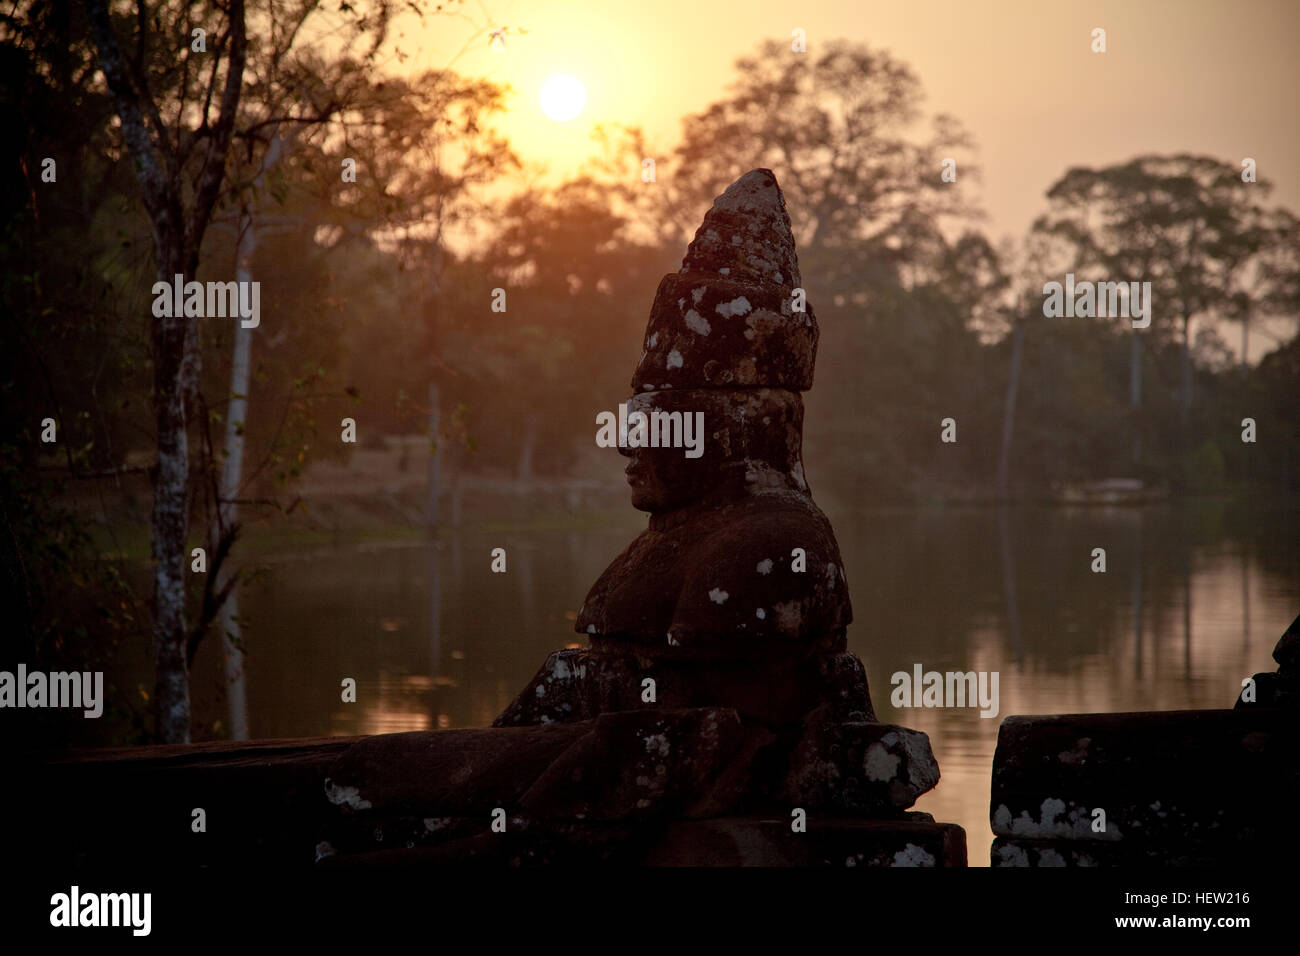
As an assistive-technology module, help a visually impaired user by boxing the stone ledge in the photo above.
[19,706,965,868]
[990,708,1300,866]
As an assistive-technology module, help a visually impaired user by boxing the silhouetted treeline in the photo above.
[2,6,1297,740]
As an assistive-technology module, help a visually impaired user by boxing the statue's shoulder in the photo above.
[690,491,840,556]
[668,492,851,648]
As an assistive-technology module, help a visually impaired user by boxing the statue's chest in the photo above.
[578,529,695,638]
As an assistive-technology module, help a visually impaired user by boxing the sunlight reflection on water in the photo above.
[199,502,1297,866]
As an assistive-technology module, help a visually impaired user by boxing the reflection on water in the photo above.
[191,501,1299,866]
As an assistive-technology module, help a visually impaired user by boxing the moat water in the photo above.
[141,500,1300,865]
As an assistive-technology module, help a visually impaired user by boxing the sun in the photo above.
[539,74,586,123]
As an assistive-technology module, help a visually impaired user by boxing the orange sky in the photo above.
[390,0,1299,354]
[398,0,1299,232]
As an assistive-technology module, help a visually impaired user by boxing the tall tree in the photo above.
[85,0,248,742]
[82,0,456,741]
[1032,155,1279,433]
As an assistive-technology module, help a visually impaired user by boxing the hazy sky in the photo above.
[402,0,1300,251]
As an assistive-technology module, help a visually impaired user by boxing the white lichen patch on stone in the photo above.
[666,350,683,369]
[715,296,752,318]
[791,460,807,490]
[892,843,936,868]
[994,798,1118,840]
[708,588,729,604]
[773,601,802,632]
[643,733,670,757]
[692,286,706,304]
[648,332,659,348]
[995,843,1031,867]
[756,558,774,575]
[1058,737,1092,765]
[535,684,546,697]
[744,459,788,490]
[755,608,766,620]
[423,817,451,833]
[864,742,901,782]
[586,624,596,633]
[684,309,711,335]
[899,729,940,791]
[720,267,730,275]
[323,779,372,811]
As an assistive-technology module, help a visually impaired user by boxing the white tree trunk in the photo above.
[214,210,257,740]
[215,134,287,740]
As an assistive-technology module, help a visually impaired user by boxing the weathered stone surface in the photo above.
[633,274,816,392]
[680,169,802,288]
[20,705,963,869]
[644,815,966,867]
[988,836,1284,868]
[23,736,361,869]
[616,388,809,512]
[781,705,941,812]
[1236,613,1300,709]
[493,648,873,728]
[576,492,849,658]
[520,708,745,821]
[567,167,849,674]
[633,171,810,393]
[990,709,1300,864]
[317,820,654,867]
[318,814,970,867]
[1235,670,1300,709]
[321,724,591,817]
[1275,614,1300,671]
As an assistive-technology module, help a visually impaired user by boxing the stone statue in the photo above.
[497,169,874,728]
[307,172,949,866]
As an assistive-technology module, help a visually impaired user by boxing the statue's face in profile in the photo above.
[619,391,714,513]
[623,443,688,513]
[615,387,807,513]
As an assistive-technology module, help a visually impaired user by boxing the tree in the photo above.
[84,0,248,742]
[1032,155,1281,437]
[82,0,465,741]
[584,40,998,503]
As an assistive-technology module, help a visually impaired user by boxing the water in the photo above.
[188,500,1298,866]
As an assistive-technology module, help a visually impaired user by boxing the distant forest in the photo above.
[3,4,1297,741]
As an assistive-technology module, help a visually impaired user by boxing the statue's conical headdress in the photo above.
[631,169,818,393]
